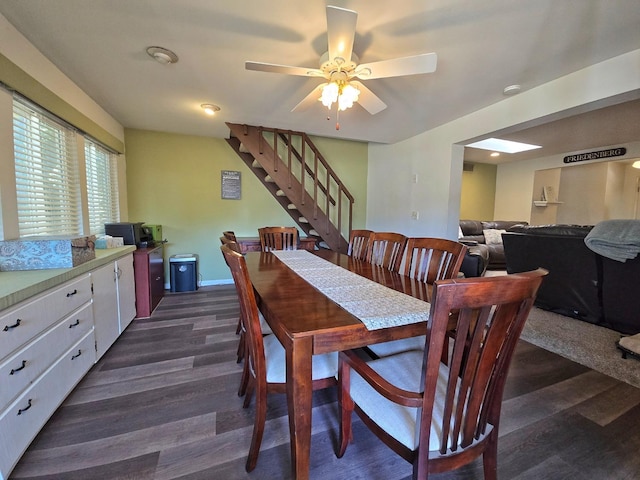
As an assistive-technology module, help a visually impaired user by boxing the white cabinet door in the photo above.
[91,263,119,359]
[0,330,95,480]
[116,254,136,332]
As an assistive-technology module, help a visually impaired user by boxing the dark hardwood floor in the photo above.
[9,285,640,479]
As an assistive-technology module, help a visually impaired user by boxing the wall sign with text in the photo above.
[563,147,626,164]
[221,170,241,199]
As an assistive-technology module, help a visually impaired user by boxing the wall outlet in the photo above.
[411,210,419,220]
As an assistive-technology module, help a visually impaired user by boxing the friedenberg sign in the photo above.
[564,147,626,164]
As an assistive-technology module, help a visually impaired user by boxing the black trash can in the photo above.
[170,254,198,292]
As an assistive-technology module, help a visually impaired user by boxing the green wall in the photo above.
[459,162,497,221]
[124,129,368,285]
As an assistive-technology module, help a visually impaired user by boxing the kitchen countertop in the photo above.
[0,246,137,311]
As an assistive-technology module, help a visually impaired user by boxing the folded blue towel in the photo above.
[584,219,640,262]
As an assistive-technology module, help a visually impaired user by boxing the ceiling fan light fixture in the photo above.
[632,160,640,169]
[146,46,179,65]
[320,80,359,111]
[338,83,359,110]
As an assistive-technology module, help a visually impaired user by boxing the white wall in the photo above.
[368,50,640,240]
[496,140,640,223]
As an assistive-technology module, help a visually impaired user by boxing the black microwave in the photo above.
[105,222,154,247]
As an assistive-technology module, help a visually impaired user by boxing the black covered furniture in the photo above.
[503,224,640,334]
[459,241,490,278]
[459,220,528,270]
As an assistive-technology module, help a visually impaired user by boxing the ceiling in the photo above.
[1,0,639,162]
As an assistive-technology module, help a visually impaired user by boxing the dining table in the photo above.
[243,249,433,480]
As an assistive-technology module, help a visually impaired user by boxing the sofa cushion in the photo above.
[483,229,506,245]
[459,220,484,236]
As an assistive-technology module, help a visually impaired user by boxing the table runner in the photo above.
[271,250,430,330]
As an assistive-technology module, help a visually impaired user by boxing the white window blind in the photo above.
[85,139,120,234]
[12,98,82,237]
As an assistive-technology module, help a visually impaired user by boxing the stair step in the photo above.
[299,217,308,223]
[264,175,274,183]
[287,204,297,210]
[309,229,319,236]
[251,159,263,169]
[276,190,285,197]
[239,142,249,153]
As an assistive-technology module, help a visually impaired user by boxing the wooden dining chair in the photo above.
[347,229,373,260]
[337,268,547,479]
[220,245,338,472]
[258,226,298,251]
[223,230,237,242]
[367,237,468,358]
[219,235,272,393]
[220,235,242,254]
[366,232,407,272]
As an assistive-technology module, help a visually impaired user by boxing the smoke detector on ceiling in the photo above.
[146,46,179,65]
[503,84,521,95]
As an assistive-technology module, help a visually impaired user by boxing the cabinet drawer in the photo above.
[0,303,93,411]
[0,329,95,480]
[0,275,91,360]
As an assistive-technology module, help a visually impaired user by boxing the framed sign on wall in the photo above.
[221,170,241,199]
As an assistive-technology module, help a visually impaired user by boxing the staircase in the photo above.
[226,123,353,253]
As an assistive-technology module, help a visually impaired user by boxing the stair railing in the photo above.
[255,126,354,243]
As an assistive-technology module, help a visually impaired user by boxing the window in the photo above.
[10,94,121,238]
[85,139,119,234]
[12,97,82,236]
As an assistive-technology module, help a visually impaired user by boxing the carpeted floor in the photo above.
[521,307,640,389]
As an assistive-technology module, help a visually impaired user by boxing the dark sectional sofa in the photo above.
[458,220,528,276]
[503,224,640,335]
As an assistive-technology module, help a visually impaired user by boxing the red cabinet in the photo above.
[133,246,164,318]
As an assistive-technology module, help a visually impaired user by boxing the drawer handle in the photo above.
[66,289,78,297]
[10,360,27,375]
[3,318,21,331]
[17,398,32,415]
[69,319,80,328]
[71,349,82,360]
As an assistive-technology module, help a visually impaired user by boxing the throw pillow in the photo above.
[483,229,506,245]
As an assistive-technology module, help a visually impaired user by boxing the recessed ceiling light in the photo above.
[490,152,500,157]
[503,84,521,95]
[633,160,640,169]
[201,104,220,116]
[146,46,179,65]
[466,138,542,154]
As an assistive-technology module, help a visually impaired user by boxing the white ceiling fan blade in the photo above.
[351,81,387,115]
[355,53,437,80]
[326,6,357,64]
[245,61,324,77]
[291,84,326,112]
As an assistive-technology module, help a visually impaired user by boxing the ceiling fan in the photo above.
[245,5,437,122]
